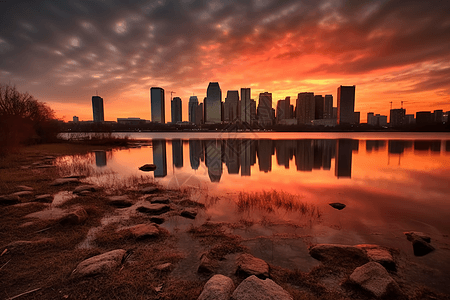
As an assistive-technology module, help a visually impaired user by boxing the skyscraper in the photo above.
[204,82,222,124]
[224,90,239,122]
[150,87,165,123]
[171,96,182,123]
[324,95,333,119]
[296,92,315,125]
[92,96,104,122]
[188,96,198,124]
[314,95,324,120]
[337,85,355,125]
[257,92,273,126]
[390,108,405,127]
[240,88,251,123]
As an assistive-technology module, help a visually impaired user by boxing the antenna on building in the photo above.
[170,91,176,101]
[390,101,393,110]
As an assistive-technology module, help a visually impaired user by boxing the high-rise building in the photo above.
[92,96,104,122]
[240,88,251,123]
[196,103,203,125]
[433,110,444,123]
[324,95,333,119]
[250,99,257,125]
[276,97,291,123]
[314,95,324,120]
[204,82,222,124]
[367,112,375,125]
[188,96,198,124]
[416,111,433,125]
[354,112,360,124]
[257,92,273,126]
[171,96,182,123]
[296,92,315,125]
[390,108,406,127]
[224,90,239,122]
[150,87,165,123]
[337,85,355,125]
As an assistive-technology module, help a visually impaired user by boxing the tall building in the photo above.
[276,97,291,122]
[150,87,165,123]
[367,112,375,125]
[188,96,198,124]
[337,85,355,125]
[354,112,360,124]
[171,96,182,123]
[196,103,203,124]
[257,92,273,126]
[224,90,239,122]
[296,92,315,125]
[416,111,433,125]
[204,82,222,124]
[433,110,444,123]
[324,95,333,119]
[390,108,406,127]
[240,88,251,123]
[314,95,324,120]
[92,96,104,122]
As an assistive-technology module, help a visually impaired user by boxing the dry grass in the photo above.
[64,132,131,146]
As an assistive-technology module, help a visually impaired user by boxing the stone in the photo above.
[404,231,431,243]
[198,274,235,300]
[50,178,80,186]
[36,164,55,169]
[139,164,157,171]
[108,195,133,208]
[236,253,269,279]
[9,191,33,198]
[0,195,20,205]
[329,202,346,210]
[73,185,97,194]
[137,203,170,215]
[198,254,219,274]
[150,217,165,224]
[181,208,197,219]
[176,198,206,208]
[5,238,54,253]
[231,275,293,300]
[155,263,172,272]
[140,186,159,194]
[356,244,396,271]
[59,207,88,225]
[16,185,34,191]
[412,238,435,256]
[309,244,368,264]
[72,249,126,278]
[124,224,161,239]
[349,262,399,298]
[34,194,53,203]
[150,196,170,204]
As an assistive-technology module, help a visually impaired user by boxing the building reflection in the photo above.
[205,140,223,182]
[153,139,167,177]
[388,140,413,154]
[446,141,450,152]
[275,140,294,169]
[366,140,386,152]
[240,140,255,176]
[335,139,353,178]
[295,140,314,171]
[172,139,183,168]
[258,140,273,173]
[189,140,201,170]
[224,140,240,174]
[414,140,441,152]
[94,150,107,167]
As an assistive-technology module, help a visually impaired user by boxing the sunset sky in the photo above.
[1,0,449,122]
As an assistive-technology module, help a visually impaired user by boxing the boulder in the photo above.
[181,208,197,219]
[231,275,293,300]
[108,195,133,208]
[35,194,53,203]
[139,164,157,172]
[50,178,80,186]
[139,186,159,194]
[356,244,396,271]
[349,262,400,298]
[155,263,172,272]
[236,253,269,279]
[176,198,206,208]
[73,185,97,194]
[150,196,170,204]
[122,224,162,239]
[198,254,219,274]
[309,244,368,264]
[5,238,54,253]
[59,207,88,225]
[72,249,126,278]
[150,217,165,224]
[137,203,170,215]
[404,231,431,243]
[198,274,235,300]
[329,202,346,210]
[412,238,435,256]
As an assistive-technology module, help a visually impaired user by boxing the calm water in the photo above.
[63,132,450,292]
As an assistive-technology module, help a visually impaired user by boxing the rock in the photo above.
[150,196,170,204]
[309,244,368,264]
[139,164,157,171]
[16,185,34,191]
[155,263,172,272]
[35,194,53,202]
[123,224,162,239]
[349,262,399,298]
[137,203,170,215]
[9,191,33,198]
[198,254,219,274]
[176,198,206,208]
[59,207,88,225]
[73,185,97,194]
[72,249,126,278]
[412,238,435,256]
[236,253,269,279]
[140,186,159,194]
[0,195,20,205]
[231,275,293,300]
[5,238,54,253]
[198,274,235,300]
[404,231,431,243]
[356,244,396,271]
[150,217,165,224]
[329,202,346,210]
[50,178,80,186]
[181,208,197,219]
[108,195,133,208]
[36,164,55,169]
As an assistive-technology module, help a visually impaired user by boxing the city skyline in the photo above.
[1,1,449,122]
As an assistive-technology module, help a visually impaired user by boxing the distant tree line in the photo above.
[0,84,60,155]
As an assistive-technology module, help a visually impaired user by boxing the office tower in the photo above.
[335,139,352,178]
[354,112,360,124]
[367,112,375,125]
[416,111,433,125]
[205,140,222,182]
[150,87,165,123]
[196,103,203,124]
[433,110,443,123]
[332,107,337,119]
[296,92,315,125]
[224,90,239,122]
[189,140,201,170]
[337,85,356,125]
[390,108,405,127]
[204,82,222,124]
[153,139,167,177]
[284,97,291,118]
[257,92,273,126]
[405,114,415,125]
[92,96,104,122]
[171,96,182,123]
[314,95,324,120]
[250,100,257,124]
[240,88,251,123]
[172,139,183,168]
[324,95,333,119]
[188,96,198,124]
[276,99,286,123]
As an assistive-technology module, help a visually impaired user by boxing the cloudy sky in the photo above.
[1,0,449,122]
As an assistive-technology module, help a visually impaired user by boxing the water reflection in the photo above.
[94,150,107,167]
[153,139,167,177]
